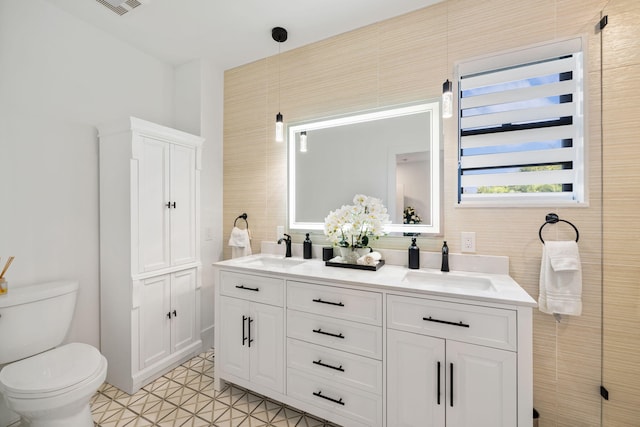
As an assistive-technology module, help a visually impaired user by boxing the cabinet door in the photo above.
[218,296,250,381]
[446,341,517,427]
[170,269,197,353]
[139,274,171,369]
[250,303,284,393]
[138,136,171,273]
[169,144,197,266]
[387,329,445,427]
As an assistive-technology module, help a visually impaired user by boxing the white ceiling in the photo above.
[44,0,443,69]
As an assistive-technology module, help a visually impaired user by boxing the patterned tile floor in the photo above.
[90,350,340,427]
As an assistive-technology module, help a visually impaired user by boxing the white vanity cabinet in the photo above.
[387,294,518,427]
[99,117,203,394]
[286,281,383,427]
[217,271,285,394]
[213,257,534,427]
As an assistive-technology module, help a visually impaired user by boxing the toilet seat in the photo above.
[0,343,105,398]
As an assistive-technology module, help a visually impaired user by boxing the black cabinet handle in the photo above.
[437,361,441,405]
[450,363,454,407]
[312,328,344,339]
[165,201,176,208]
[166,311,172,319]
[423,316,470,328]
[248,317,254,347]
[312,359,345,372]
[312,390,344,406]
[172,310,177,317]
[312,298,344,307]
[242,315,248,346]
[236,285,259,292]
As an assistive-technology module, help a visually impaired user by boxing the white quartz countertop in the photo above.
[213,253,537,308]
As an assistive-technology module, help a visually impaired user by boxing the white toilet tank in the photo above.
[0,280,78,364]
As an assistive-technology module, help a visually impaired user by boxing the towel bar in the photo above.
[538,213,579,244]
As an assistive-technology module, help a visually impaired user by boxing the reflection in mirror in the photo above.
[288,101,441,235]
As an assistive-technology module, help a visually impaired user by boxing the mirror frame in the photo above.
[287,101,441,235]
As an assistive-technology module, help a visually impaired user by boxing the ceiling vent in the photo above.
[96,0,143,16]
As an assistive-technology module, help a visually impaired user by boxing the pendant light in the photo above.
[442,79,453,119]
[272,27,288,142]
[300,131,308,153]
[442,1,453,119]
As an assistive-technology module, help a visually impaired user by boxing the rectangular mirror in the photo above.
[288,101,441,235]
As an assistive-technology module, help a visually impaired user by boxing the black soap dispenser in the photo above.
[408,238,420,269]
[441,241,450,272]
[303,233,313,259]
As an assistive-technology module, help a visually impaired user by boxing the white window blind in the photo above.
[457,37,585,205]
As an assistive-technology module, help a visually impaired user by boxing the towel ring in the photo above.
[538,213,579,243]
[234,213,249,229]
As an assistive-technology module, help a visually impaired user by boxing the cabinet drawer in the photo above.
[387,294,517,351]
[220,271,284,306]
[287,310,382,359]
[287,338,382,395]
[287,369,382,427]
[287,281,382,326]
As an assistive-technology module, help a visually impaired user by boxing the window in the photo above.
[457,37,585,205]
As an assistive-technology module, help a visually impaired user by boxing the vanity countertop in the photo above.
[214,253,537,308]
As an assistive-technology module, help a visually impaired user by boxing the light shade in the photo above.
[300,131,307,152]
[442,79,453,119]
[275,112,284,142]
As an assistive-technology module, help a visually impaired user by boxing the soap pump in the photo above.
[408,238,420,269]
[441,241,450,272]
[303,233,313,259]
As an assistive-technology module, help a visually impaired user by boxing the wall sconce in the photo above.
[272,27,288,142]
[442,79,453,119]
[300,131,308,153]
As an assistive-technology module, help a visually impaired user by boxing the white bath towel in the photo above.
[228,226,252,259]
[357,251,382,266]
[538,241,582,316]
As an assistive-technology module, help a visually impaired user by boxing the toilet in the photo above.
[0,280,107,427]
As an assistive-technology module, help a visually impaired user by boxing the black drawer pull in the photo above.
[242,315,248,346]
[236,284,259,292]
[450,363,454,407]
[312,328,344,339]
[313,359,345,372]
[312,298,344,307]
[437,361,441,405]
[423,316,470,328]
[313,390,344,406]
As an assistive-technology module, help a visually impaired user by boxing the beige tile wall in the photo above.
[223,0,640,425]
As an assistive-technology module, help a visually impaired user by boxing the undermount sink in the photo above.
[402,270,496,292]
[238,256,307,269]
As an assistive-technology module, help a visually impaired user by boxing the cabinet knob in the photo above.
[173,310,177,317]
[166,311,172,319]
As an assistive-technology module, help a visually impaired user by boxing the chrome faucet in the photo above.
[277,233,292,257]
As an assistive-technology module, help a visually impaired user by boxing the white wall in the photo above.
[0,0,175,348]
[173,59,225,349]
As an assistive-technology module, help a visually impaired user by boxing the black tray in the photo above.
[325,260,385,271]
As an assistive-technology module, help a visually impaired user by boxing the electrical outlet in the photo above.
[461,232,476,253]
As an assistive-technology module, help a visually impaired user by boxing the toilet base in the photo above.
[20,405,93,427]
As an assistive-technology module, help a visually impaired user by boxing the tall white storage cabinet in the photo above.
[98,117,204,394]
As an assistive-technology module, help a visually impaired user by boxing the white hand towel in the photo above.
[228,227,252,258]
[364,251,382,266]
[538,241,582,316]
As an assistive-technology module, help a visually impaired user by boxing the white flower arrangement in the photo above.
[403,206,422,224]
[323,194,390,248]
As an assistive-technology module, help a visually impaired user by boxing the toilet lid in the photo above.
[0,343,104,395]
